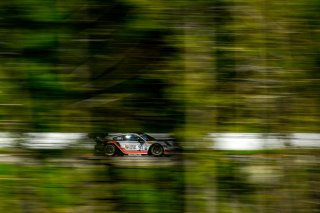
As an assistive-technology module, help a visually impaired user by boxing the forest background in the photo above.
[0,0,319,212]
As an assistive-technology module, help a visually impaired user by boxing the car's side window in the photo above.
[124,134,131,141]
[129,135,140,141]
[114,136,123,141]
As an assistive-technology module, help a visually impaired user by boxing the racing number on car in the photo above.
[141,144,148,150]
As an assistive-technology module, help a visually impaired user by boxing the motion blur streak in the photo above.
[0,0,319,212]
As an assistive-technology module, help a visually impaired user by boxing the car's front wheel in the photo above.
[149,144,164,156]
[104,144,116,156]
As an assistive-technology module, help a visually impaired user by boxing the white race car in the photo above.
[93,133,180,156]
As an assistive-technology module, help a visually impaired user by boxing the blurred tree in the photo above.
[0,0,319,212]
[0,0,184,133]
[1,0,318,133]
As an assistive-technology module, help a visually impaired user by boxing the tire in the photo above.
[104,144,116,156]
[149,144,164,156]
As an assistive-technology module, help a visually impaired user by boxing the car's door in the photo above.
[120,134,142,152]
[137,135,149,151]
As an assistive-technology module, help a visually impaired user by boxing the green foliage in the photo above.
[0,0,318,133]
[0,0,319,212]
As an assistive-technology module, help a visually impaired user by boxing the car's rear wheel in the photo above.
[150,144,164,156]
[104,144,116,156]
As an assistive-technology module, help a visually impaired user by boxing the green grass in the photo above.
[0,148,318,213]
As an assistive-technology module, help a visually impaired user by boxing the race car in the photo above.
[92,133,180,156]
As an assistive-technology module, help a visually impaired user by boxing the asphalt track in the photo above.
[0,154,182,167]
[82,154,182,167]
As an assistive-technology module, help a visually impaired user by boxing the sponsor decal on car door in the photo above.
[120,134,144,153]
[124,143,139,150]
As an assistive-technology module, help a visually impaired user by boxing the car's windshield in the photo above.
[139,133,156,141]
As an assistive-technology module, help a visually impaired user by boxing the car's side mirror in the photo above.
[138,138,144,143]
